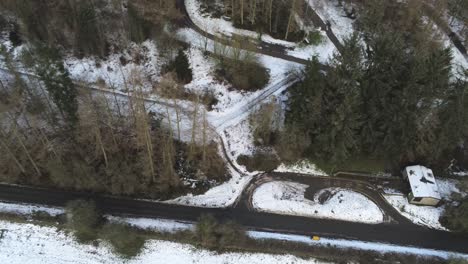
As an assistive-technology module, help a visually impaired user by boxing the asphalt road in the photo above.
[1,183,467,254]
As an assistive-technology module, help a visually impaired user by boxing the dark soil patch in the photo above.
[317,190,333,204]
[237,153,280,172]
[215,57,269,92]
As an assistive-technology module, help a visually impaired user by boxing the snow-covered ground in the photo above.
[0,220,327,264]
[453,171,468,177]
[184,47,239,112]
[383,179,466,230]
[447,16,467,45]
[306,0,355,42]
[106,216,193,233]
[221,119,256,171]
[66,40,162,94]
[287,35,336,62]
[275,160,328,176]
[167,164,252,207]
[0,201,64,217]
[252,181,383,224]
[185,0,336,62]
[177,28,301,129]
[185,0,284,45]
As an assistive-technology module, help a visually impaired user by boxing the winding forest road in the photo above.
[175,0,311,65]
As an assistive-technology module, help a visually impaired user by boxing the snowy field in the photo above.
[252,181,384,224]
[0,220,327,264]
[383,179,466,230]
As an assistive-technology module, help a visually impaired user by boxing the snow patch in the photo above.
[106,216,193,233]
[252,181,383,224]
[166,165,252,208]
[0,220,327,264]
[275,160,328,176]
[0,201,64,217]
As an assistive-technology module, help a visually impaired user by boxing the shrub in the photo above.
[250,100,281,146]
[65,200,101,242]
[216,58,269,92]
[447,258,468,264]
[440,199,468,233]
[308,30,323,46]
[0,15,6,31]
[274,126,311,163]
[174,49,192,83]
[217,221,247,248]
[9,24,23,47]
[162,49,193,84]
[195,214,219,249]
[31,211,56,222]
[194,214,246,250]
[237,153,280,172]
[100,223,146,258]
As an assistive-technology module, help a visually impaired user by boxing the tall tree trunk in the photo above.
[285,0,297,40]
[241,0,244,25]
[232,0,235,17]
[37,127,59,159]
[190,97,199,159]
[0,79,6,92]
[12,128,41,177]
[102,95,119,150]
[202,109,207,163]
[250,0,257,24]
[273,4,280,33]
[173,98,181,141]
[0,136,26,173]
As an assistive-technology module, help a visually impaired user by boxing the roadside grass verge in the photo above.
[314,156,390,175]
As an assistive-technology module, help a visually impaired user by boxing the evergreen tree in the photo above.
[436,75,468,159]
[35,46,78,128]
[174,49,193,83]
[73,1,106,57]
[361,26,453,163]
[287,35,364,164]
[323,34,364,162]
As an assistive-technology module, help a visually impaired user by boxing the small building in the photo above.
[402,165,441,206]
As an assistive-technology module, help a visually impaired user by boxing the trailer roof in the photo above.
[405,165,441,200]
